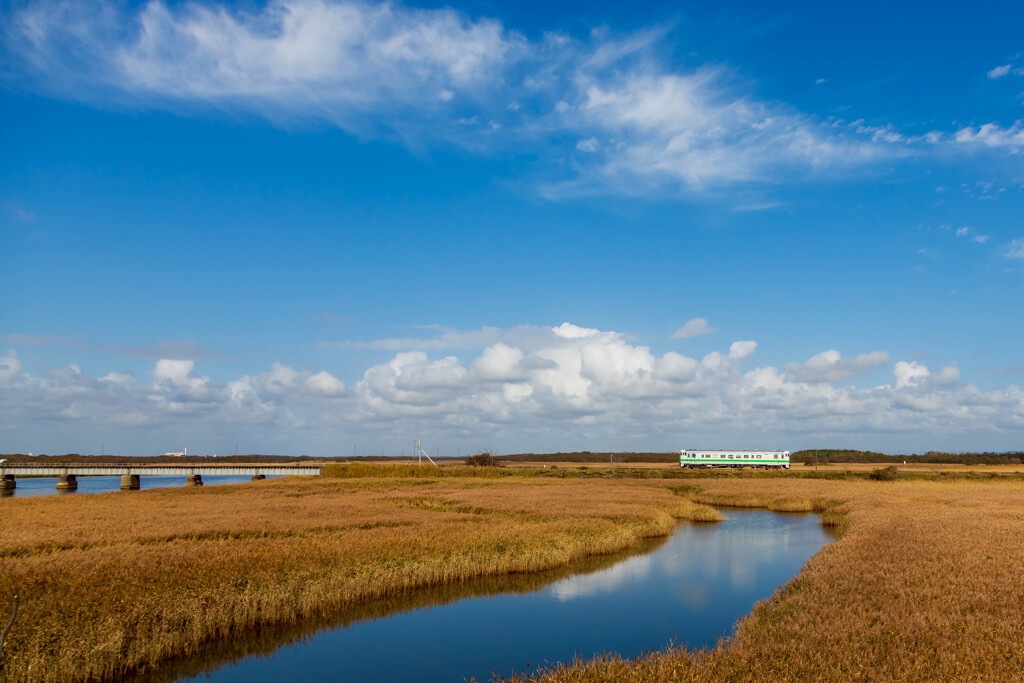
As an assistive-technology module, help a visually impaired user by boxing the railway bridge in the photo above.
[0,463,323,491]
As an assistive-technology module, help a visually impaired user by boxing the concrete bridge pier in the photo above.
[186,474,203,487]
[120,474,141,490]
[0,474,15,490]
[57,474,78,492]
[251,474,266,481]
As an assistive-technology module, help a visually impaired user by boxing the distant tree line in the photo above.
[498,452,679,463]
[792,450,1024,465]
[5,449,1020,466]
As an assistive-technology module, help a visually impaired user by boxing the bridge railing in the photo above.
[0,463,323,492]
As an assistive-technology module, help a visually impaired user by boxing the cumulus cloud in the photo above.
[552,322,600,339]
[471,343,526,382]
[305,370,346,395]
[672,318,717,339]
[892,360,930,389]
[6,323,1018,453]
[0,350,24,384]
[4,0,909,196]
[785,349,891,383]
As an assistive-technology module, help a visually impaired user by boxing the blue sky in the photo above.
[1,0,1022,456]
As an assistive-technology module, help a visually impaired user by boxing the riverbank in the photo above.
[2,471,1022,681]
[0,475,719,681]
[507,476,1024,682]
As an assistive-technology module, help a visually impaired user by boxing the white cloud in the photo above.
[954,121,1024,150]
[9,0,521,143]
[555,67,893,194]
[892,360,930,389]
[785,349,891,383]
[6,0,911,197]
[305,370,346,395]
[955,226,990,244]
[553,322,601,339]
[0,350,24,384]
[728,340,758,362]
[1006,239,1024,259]
[988,64,1012,79]
[2,325,1023,451]
[471,343,526,382]
[672,318,717,339]
[321,325,506,351]
[152,359,199,386]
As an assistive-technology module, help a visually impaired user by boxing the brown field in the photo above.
[1,467,1023,682]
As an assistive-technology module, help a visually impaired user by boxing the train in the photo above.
[680,449,790,469]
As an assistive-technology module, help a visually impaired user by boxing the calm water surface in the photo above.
[143,509,832,683]
[0,475,282,497]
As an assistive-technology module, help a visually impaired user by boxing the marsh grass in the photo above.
[0,477,719,681]
[130,533,675,683]
[4,473,1017,682]
[505,477,1024,682]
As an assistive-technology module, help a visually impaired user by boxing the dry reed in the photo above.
[508,477,1024,682]
[5,474,1020,682]
[0,476,718,681]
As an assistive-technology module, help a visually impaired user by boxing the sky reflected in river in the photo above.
[1,475,282,497]
[151,509,831,683]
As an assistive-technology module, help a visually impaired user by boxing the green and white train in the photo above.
[680,449,790,469]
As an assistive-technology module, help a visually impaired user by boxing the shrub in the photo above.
[465,451,500,467]
[869,466,901,481]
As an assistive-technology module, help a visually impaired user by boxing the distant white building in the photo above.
[163,447,187,457]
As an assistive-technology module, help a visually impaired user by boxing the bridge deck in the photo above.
[0,464,323,477]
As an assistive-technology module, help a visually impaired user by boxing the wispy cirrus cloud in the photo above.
[955,226,990,243]
[4,0,915,197]
[784,349,891,383]
[954,121,1024,151]
[987,64,1012,79]
[672,318,717,339]
[1005,238,1024,259]
[0,334,226,360]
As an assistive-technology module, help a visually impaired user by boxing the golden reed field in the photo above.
[0,466,1022,681]
[0,470,718,681]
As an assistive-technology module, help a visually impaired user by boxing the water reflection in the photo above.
[133,510,832,683]
[1,475,282,498]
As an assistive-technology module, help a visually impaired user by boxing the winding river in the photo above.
[133,509,834,683]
